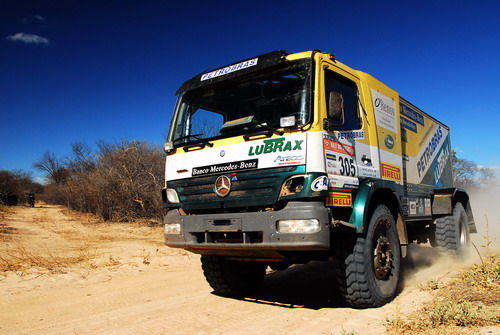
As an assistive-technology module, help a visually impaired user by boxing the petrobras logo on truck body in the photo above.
[434,140,450,183]
[405,124,449,185]
[200,58,258,81]
[417,125,443,177]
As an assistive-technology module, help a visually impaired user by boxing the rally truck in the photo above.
[162,50,476,308]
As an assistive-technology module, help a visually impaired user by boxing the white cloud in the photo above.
[33,176,49,185]
[22,15,45,24]
[6,32,50,45]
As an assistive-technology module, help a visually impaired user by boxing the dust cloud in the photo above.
[468,180,500,253]
[403,181,500,286]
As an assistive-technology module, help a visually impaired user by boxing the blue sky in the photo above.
[1,0,499,180]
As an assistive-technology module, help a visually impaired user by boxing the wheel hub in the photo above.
[373,236,393,280]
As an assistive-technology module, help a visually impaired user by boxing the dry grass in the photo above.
[387,255,500,335]
[0,205,165,275]
[0,242,96,273]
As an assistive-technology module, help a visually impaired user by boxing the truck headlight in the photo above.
[164,223,181,234]
[277,219,320,234]
[166,188,180,203]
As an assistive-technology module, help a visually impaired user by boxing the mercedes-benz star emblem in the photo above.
[220,150,225,157]
[214,175,231,197]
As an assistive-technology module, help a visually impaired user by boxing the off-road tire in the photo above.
[434,202,470,255]
[334,205,401,308]
[200,255,266,296]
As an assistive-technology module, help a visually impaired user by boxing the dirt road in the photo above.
[0,205,472,335]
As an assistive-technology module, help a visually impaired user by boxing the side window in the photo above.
[325,70,361,130]
[190,108,224,138]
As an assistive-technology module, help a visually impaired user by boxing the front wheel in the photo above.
[201,255,266,297]
[334,204,401,308]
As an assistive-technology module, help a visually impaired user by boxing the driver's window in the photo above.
[190,108,224,138]
[325,70,361,130]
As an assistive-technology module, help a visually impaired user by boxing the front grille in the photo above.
[168,166,302,210]
[192,231,263,244]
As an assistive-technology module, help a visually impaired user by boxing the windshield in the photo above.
[169,59,312,146]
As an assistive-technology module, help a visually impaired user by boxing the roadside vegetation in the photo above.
[33,140,164,221]
[387,254,499,334]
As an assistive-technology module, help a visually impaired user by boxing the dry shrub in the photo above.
[387,255,500,335]
[38,140,165,221]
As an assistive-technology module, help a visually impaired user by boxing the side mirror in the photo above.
[328,91,344,124]
[324,91,345,131]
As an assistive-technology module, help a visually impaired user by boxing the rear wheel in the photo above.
[434,202,470,255]
[201,255,266,296]
[334,204,401,308]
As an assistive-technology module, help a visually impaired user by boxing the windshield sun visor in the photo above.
[176,50,288,95]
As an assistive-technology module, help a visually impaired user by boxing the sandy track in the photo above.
[0,205,460,335]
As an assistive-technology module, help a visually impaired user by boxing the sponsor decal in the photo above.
[417,126,444,177]
[434,142,450,183]
[326,192,353,207]
[248,137,303,156]
[192,159,258,176]
[326,153,337,161]
[323,139,355,156]
[424,198,431,215]
[311,176,328,192]
[327,160,336,169]
[401,117,418,133]
[219,150,225,157]
[409,200,417,215]
[372,89,397,133]
[384,134,395,149]
[328,176,359,189]
[358,166,377,178]
[381,162,401,182]
[201,58,258,81]
[274,155,304,166]
[333,131,365,141]
[400,103,424,126]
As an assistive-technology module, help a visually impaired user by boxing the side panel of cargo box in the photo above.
[400,98,453,189]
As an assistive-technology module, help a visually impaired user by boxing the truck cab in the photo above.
[162,50,475,307]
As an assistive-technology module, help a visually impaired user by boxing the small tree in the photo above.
[33,152,68,184]
[452,150,495,189]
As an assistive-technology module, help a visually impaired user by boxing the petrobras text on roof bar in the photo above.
[200,58,258,81]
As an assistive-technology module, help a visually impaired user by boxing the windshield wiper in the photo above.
[173,133,214,151]
[253,123,284,136]
[242,123,284,141]
[172,133,203,144]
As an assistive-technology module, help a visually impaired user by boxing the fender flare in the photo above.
[349,179,407,244]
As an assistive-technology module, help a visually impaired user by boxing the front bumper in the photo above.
[164,201,330,257]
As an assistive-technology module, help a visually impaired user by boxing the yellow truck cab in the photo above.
[162,50,476,307]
